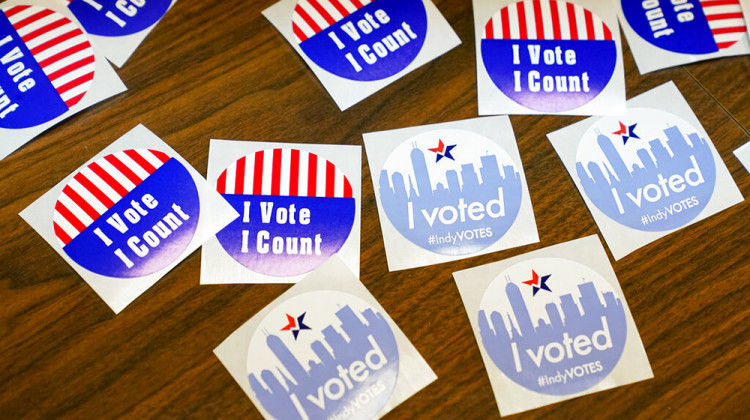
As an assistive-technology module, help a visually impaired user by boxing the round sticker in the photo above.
[379,129,523,255]
[215,149,356,277]
[68,0,172,36]
[575,108,716,231]
[293,0,427,81]
[247,290,399,420]
[478,257,627,395]
[54,149,200,278]
[0,5,95,129]
[621,0,746,55]
[481,0,617,112]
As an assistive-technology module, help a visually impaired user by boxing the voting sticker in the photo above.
[52,148,200,278]
[245,290,400,419]
[202,140,361,284]
[263,0,460,110]
[574,108,716,232]
[547,82,743,260]
[474,0,625,116]
[618,0,750,73]
[20,125,237,313]
[67,0,171,36]
[364,116,539,271]
[214,256,437,420]
[292,0,427,81]
[0,0,125,161]
[0,4,96,129]
[454,235,653,416]
[65,0,177,67]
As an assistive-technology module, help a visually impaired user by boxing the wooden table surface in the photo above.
[1,1,748,418]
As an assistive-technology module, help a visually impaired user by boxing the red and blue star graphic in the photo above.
[613,122,640,145]
[522,270,552,296]
[428,139,456,162]
[280,312,311,340]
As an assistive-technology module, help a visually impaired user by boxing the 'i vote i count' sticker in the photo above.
[292,0,427,81]
[67,0,172,37]
[0,5,95,129]
[481,0,617,113]
[215,148,356,277]
[621,0,747,54]
[53,148,200,278]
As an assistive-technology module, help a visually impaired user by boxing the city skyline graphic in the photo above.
[575,119,716,231]
[379,141,523,254]
[480,274,627,395]
[248,304,399,420]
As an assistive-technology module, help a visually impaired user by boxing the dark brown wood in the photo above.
[1,1,748,418]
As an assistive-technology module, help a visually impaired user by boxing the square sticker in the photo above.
[201,139,361,284]
[734,140,750,173]
[547,81,744,260]
[364,116,539,271]
[60,0,178,68]
[617,0,750,74]
[453,235,653,416]
[473,0,626,116]
[262,0,461,111]
[214,256,437,420]
[20,124,238,313]
[0,0,127,161]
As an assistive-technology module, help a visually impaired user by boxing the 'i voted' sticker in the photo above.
[453,236,653,416]
[366,117,539,271]
[478,258,627,395]
[53,148,200,278]
[291,0,427,81]
[67,0,172,37]
[575,108,716,232]
[480,0,617,113]
[214,257,437,420]
[214,148,355,277]
[621,0,747,55]
[547,82,743,260]
[0,5,95,129]
[246,290,399,420]
[379,129,523,255]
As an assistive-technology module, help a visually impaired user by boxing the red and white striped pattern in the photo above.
[53,149,171,246]
[216,149,353,198]
[484,0,612,41]
[293,0,373,43]
[701,0,747,49]
[3,5,95,109]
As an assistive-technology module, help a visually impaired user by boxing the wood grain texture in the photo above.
[0,1,748,419]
